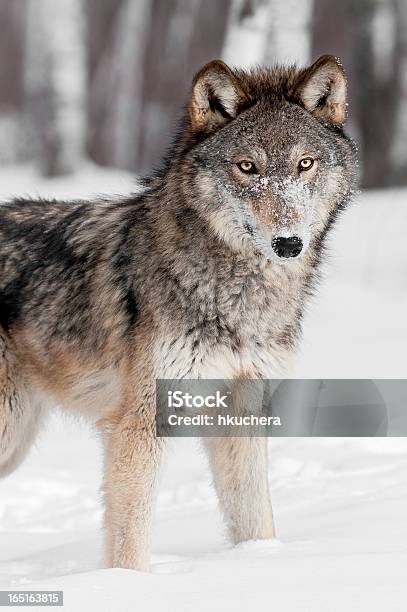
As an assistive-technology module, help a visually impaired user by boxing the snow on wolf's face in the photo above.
[187,58,356,265]
[193,99,353,264]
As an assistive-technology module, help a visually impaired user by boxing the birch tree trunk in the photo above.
[107,0,152,170]
[264,0,314,66]
[222,0,313,69]
[87,0,152,171]
[24,0,86,176]
[86,0,124,166]
[222,0,272,68]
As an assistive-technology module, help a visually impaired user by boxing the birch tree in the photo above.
[222,0,313,69]
[264,0,314,66]
[24,0,86,176]
[222,0,272,68]
[87,0,152,171]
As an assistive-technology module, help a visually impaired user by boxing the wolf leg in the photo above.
[0,331,45,477]
[204,436,275,544]
[100,409,164,571]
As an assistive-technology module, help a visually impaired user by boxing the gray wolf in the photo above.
[0,55,356,571]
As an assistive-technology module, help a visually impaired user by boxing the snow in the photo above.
[0,165,406,610]
[295,187,407,378]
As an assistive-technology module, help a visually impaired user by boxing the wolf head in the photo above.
[181,55,356,264]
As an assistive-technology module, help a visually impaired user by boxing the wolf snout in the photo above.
[272,236,303,259]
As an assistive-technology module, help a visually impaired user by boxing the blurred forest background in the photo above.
[0,0,406,188]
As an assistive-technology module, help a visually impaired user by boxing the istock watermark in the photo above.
[167,389,231,409]
[156,379,407,437]
[157,379,276,436]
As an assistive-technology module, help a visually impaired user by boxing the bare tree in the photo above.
[222,0,313,69]
[86,0,152,171]
[24,0,86,176]
[0,2,28,163]
[390,0,407,185]
[86,0,124,166]
[264,0,314,65]
[352,0,400,188]
[222,0,271,68]
[111,0,152,170]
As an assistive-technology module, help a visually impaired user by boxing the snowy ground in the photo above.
[0,165,406,610]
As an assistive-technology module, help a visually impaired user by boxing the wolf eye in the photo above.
[298,157,314,171]
[237,161,258,174]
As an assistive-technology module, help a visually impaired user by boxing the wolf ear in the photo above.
[294,55,347,126]
[188,60,248,134]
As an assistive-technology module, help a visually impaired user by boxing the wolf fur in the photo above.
[0,55,356,570]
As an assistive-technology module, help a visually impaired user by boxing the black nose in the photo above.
[272,236,303,258]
